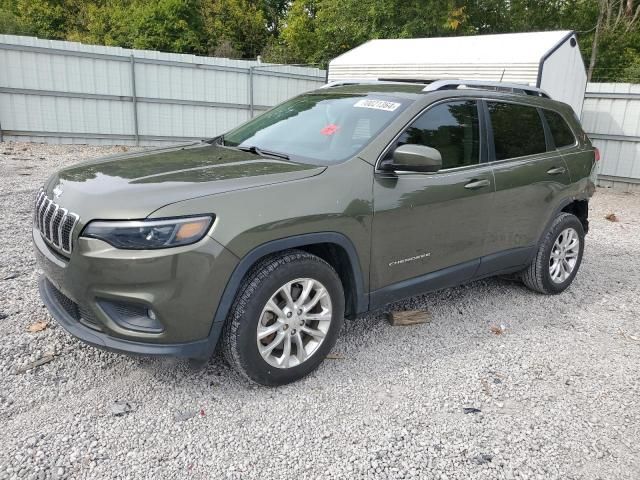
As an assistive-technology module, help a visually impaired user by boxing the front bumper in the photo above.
[39,277,221,357]
[34,227,239,358]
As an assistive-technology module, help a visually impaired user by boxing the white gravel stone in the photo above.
[0,141,639,479]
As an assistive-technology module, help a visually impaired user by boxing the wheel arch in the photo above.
[211,233,368,329]
[538,198,589,249]
[561,199,589,233]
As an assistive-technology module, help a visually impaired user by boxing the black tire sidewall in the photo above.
[233,258,344,386]
[539,215,585,294]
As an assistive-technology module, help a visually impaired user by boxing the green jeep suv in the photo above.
[34,80,597,385]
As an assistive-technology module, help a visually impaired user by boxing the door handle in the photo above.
[464,179,490,190]
[547,167,566,175]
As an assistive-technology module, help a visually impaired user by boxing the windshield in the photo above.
[222,93,412,164]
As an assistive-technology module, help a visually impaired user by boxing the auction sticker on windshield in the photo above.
[354,99,401,112]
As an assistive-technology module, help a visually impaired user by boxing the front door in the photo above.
[370,99,494,306]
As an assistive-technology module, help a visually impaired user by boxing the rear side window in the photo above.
[488,102,546,160]
[385,100,480,169]
[543,109,576,148]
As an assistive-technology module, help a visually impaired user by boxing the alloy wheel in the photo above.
[256,278,332,369]
[549,227,580,284]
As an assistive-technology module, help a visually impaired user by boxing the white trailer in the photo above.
[328,31,587,116]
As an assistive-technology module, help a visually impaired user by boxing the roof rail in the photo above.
[320,80,382,88]
[377,78,433,84]
[422,79,550,98]
[321,79,435,88]
[321,79,551,98]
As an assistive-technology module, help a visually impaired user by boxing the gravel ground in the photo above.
[0,141,639,480]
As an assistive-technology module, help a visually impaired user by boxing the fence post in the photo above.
[248,66,254,118]
[0,120,3,143]
[130,55,140,146]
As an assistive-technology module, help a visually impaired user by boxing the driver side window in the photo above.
[383,100,480,170]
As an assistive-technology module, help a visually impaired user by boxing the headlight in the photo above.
[82,216,214,249]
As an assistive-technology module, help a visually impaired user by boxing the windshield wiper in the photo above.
[203,134,223,145]
[237,145,290,161]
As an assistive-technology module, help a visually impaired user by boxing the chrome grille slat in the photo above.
[33,190,79,255]
[38,196,49,231]
[54,208,67,246]
[60,213,79,253]
[43,199,51,232]
[34,192,45,228]
[47,204,59,241]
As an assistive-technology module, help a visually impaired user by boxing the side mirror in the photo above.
[391,144,442,173]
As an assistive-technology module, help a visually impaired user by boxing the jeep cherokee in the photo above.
[34,80,597,385]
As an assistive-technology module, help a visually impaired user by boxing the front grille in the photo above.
[46,280,101,331]
[34,190,79,254]
[49,281,78,319]
[78,307,101,330]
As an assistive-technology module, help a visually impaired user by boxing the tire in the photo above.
[521,212,585,294]
[221,249,344,386]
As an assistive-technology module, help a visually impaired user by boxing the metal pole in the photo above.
[0,120,3,143]
[130,55,140,146]
[249,66,254,118]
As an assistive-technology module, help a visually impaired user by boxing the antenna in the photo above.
[499,69,505,82]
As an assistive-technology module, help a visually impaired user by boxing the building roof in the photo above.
[330,31,575,67]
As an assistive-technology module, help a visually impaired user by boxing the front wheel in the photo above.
[221,250,344,386]
[521,212,585,294]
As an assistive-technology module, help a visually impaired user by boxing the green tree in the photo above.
[75,1,133,47]
[463,0,595,33]
[274,0,318,63]
[131,0,206,53]
[324,0,455,57]
[622,56,640,82]
[260,0,288,36]
[15,0,67,39]
[0,11,22,35]
[275,0,462,66]
[76,0,207,54]
[0,0,24,35]
[585,0,640,81]
[203,0,269,58]
[590,29,640,81]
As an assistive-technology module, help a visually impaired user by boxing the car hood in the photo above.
[44,142,325,220]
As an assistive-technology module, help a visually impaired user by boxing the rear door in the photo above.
[542,108,595,183]
[483,100,572,269]
[370,99,494,300]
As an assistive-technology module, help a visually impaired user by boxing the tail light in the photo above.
[594,147,601,162]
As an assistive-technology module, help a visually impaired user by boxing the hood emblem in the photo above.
[52,184,63,199]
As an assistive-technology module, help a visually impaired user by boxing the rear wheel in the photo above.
[221,250,344,386]
[522,212,585,294]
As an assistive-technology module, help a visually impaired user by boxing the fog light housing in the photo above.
[97,299,164,333]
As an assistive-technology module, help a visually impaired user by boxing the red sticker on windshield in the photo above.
[320,124,340,136]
